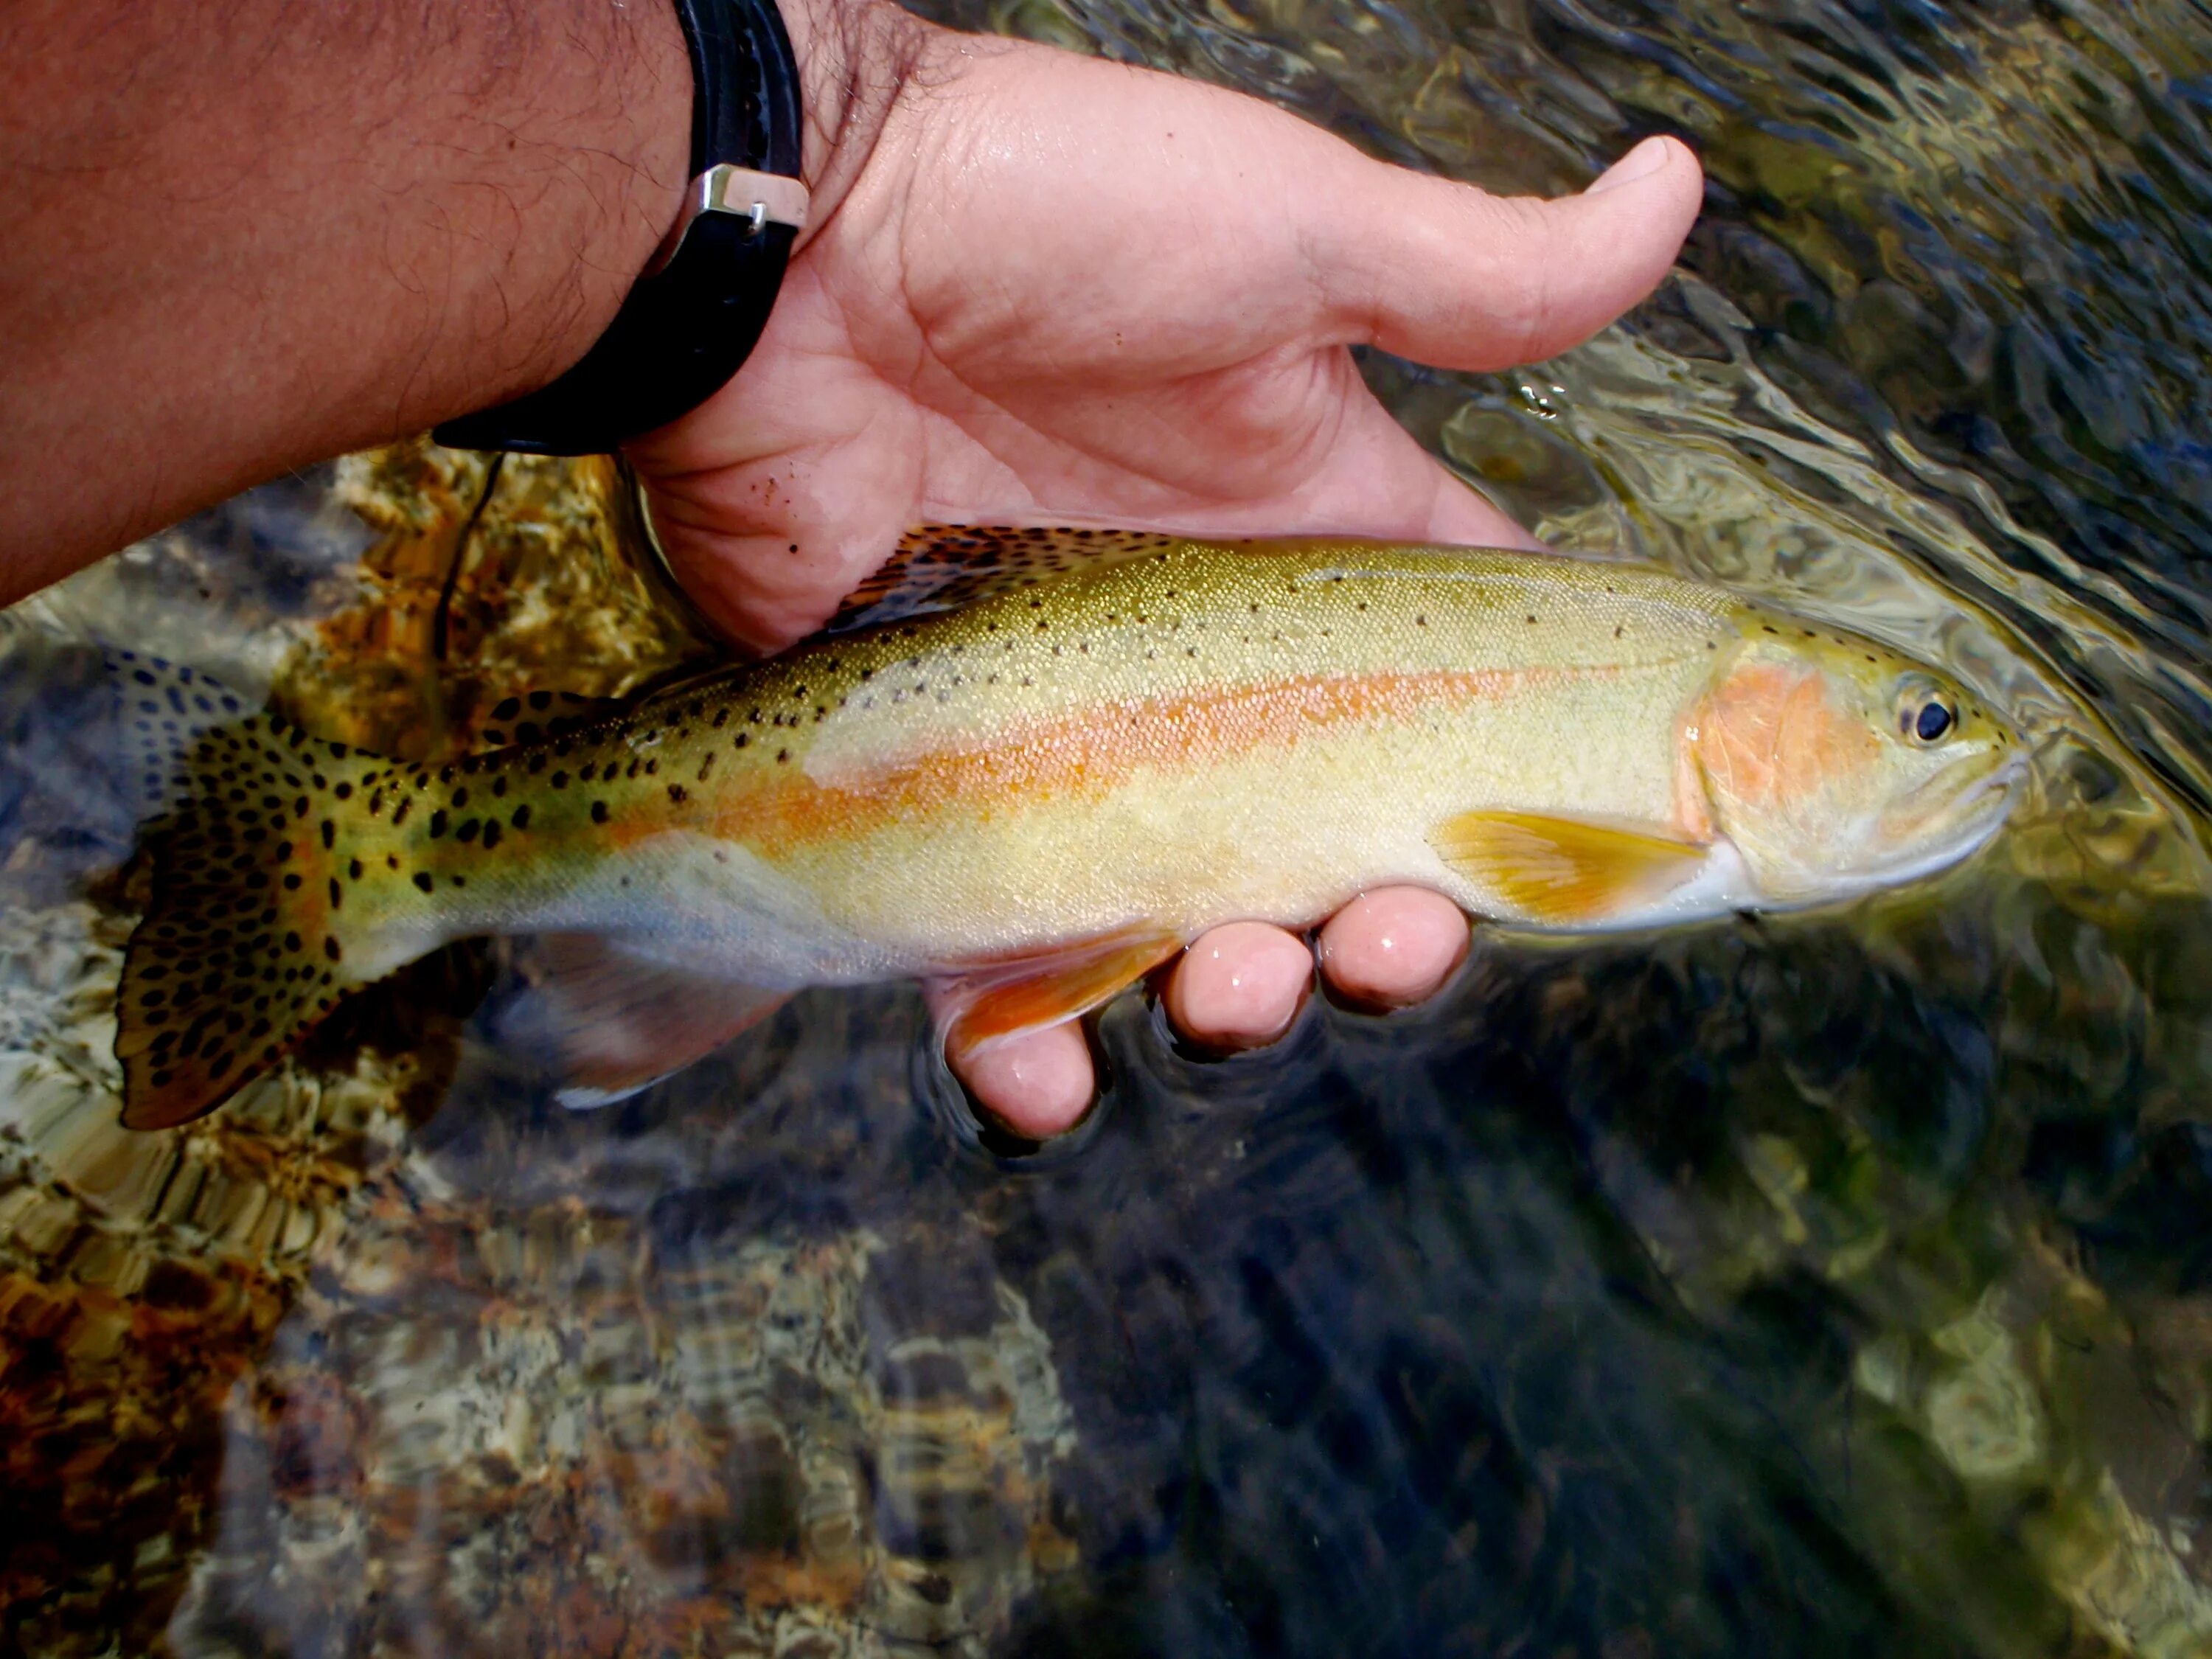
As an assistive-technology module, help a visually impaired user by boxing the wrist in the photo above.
[433,2,694,417]
[433,0,933,455]
[771,0,936,250]
[436,0,845,454]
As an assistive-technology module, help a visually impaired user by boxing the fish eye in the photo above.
[1905,695,1957,745]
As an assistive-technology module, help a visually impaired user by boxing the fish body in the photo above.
[114,529,2022,1126]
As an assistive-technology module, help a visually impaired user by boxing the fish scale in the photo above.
[108,529,2020,1127]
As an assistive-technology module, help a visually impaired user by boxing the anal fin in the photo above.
[1431,810,1707,927]
[507,934,789,1107]
[932,922,1183,1060]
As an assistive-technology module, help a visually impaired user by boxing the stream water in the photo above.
[4,0,2212,1655]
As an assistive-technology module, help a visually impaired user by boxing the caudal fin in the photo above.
[109,651,403,1128]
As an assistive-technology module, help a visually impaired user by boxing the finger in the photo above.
[946,1021,1096,1140]
[1164,921,1315,1051]
[1316,888,1470,1009]
[1311,135,1704,370]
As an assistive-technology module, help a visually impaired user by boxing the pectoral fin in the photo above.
[1430,811,1707,927]
[933,922,1183,1060]
[506,933,789,1107]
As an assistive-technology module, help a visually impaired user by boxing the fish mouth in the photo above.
[1871,748,2026,883]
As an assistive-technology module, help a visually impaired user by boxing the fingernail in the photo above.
[1585,136,1674,195]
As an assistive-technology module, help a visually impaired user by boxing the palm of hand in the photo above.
[629,29,1701,1132]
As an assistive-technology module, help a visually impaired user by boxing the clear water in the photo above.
[5,1,2212,1655]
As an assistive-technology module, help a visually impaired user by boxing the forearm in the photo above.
[0,0,920,602]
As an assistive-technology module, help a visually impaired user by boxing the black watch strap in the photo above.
[432,0,807,455]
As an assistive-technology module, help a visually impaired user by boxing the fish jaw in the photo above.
[1853,745,2025,891]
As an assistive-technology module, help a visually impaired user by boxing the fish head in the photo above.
[1690,624,2023,904]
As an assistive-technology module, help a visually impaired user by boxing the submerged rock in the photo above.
[170,1197,1076,1658]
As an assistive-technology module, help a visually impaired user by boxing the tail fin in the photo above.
[108,651,405,1128]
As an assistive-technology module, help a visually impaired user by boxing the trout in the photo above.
[111,527,2023,1127]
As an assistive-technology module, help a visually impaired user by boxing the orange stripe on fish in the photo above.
[673,668,1555,857]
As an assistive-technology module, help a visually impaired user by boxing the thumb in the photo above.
[1310,135,1703,370]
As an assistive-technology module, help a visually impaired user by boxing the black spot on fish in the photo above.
[328,878,342,908]
[348,858,364,880]
[413,872,434,893]
[452,787,469,809]
[481,821,501,850]
[392,797,412,826]
[668,784,688,804]
[551,771,568,789]
[591,801,609,824]
[320,820,335,850]
[510,804,531,830]
[456,819,480,844]
[429,810,449,838]
[493,697,521,721]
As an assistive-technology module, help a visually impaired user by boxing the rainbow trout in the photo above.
[112,527,2023,1127]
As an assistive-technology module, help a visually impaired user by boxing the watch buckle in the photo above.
[646,164,810,276]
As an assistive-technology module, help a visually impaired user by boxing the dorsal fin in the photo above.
[826,524,1186,633]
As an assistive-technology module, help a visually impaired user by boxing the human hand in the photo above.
[628,2,1702,1136]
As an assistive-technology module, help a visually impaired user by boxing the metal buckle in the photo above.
[644,164,811,276]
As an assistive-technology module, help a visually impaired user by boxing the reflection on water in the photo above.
[6,0,2212,1653]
